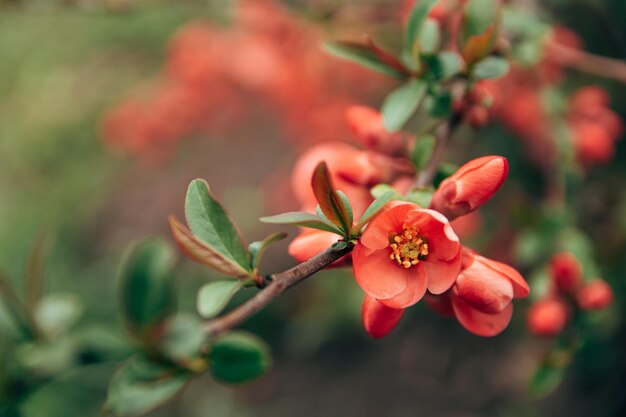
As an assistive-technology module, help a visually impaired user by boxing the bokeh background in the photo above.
[1,0,625,416]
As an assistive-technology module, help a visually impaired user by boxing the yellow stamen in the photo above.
[389,224,429,269]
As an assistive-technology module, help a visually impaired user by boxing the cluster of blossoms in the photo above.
[286,108,530,338]
[527,252,613,337]
[484,29,623,168]
[102,0,384,162]
[356,156,529,338]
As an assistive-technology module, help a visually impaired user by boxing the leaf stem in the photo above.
[546,41,626,84]
[204,243,354,337]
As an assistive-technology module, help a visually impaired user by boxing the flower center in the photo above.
[389,224,429,269]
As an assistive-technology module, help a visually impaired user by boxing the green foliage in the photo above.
[248,232,287,271]
[462,0,499,40]
[260,211,343,235]
[118,239,176,336]
[197,280,243,319]
[311,162,353,234]
[472,56,510,79]
[381,79,428,132]
[159,314,206,365]
[209,331,271,384]
[353,190,397,234]
[106,356,191,416]
[412,135,436,169]
[405,0,438,56]
[185,179,251,273]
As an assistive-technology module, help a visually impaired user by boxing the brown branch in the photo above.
[546,41,626,84]
[204,243,354,337]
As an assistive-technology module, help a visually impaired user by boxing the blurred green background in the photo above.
[1,0,625,416]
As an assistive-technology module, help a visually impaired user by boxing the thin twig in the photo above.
[204,243,354,337]
[546,41,626,84]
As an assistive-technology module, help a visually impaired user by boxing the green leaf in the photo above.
[160,314,206,364]
[324,41,406,79]
[462,0,499,40]
[197,280,243,319]
[336,191,354,227]
[405,0,438,54]
[381,79,428,132]
[412,135,436,169]
[472,56,509,79]
[311,162,352,234]
[406,188,434,207]
[249,232,287,270]
[119,239,176,334]
[185,179,251,272]
[260,212,343,235]
[530,363,567,398]
[418,19,440,55]
[424,51,463,81]
[169,216,250,278]
[370,184,401,200]
[353,191,397,234]
[34,294,82,339]
[209,331,271,384]
[106,356,190,416]
[429,91,453,118]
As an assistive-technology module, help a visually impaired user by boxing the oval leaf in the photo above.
[118,239,176,334]
[311,162,353,234]
[472,56,510,79]
[197,280,243,319]
[353,190,397,234]
[185,180,251,272]
[209,331,271,384]
[259,212,343,235]
[405,0,438,55]
[106,356,190,416]
[381,79,428,132]
[169,216,250,278]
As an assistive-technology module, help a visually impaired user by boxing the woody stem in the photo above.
[415,113,462,188]
[204,243,354,337]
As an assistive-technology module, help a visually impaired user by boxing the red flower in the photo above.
[527,298,569,337]
[353,202,462,309]
[549,252,583,293]
[288,229,348,265]
[362,295,405,339]
[430,156,509,220]
[576,279,613,310]
[448,248,530,337]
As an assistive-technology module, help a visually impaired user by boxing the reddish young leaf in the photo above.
[311,162,353,234]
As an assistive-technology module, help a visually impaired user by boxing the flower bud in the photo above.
[549,252,582,293]
[572,121,615,166]
[362,295,405,339]
[576,279,613,310]
[527,298,569,337]
[430,156,508,220]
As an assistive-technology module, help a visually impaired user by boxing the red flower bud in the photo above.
[430,156,509,220]
[362,295,405,338]
[576,279,613,310]
[467,106,489,129]
[572,121,615,166]
[549,252,583,293]
[527,298,569,337]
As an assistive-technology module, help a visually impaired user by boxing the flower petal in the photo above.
[378,264,428,309]
[360,203,418,250]
[452,295,513,337]
[410,209,460,261]
[352,244,409,300]
[478,256,530,298]
[362,295,405,338]
[455,265,514,314]
[425,247,462,294]
[288,229,341,263]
